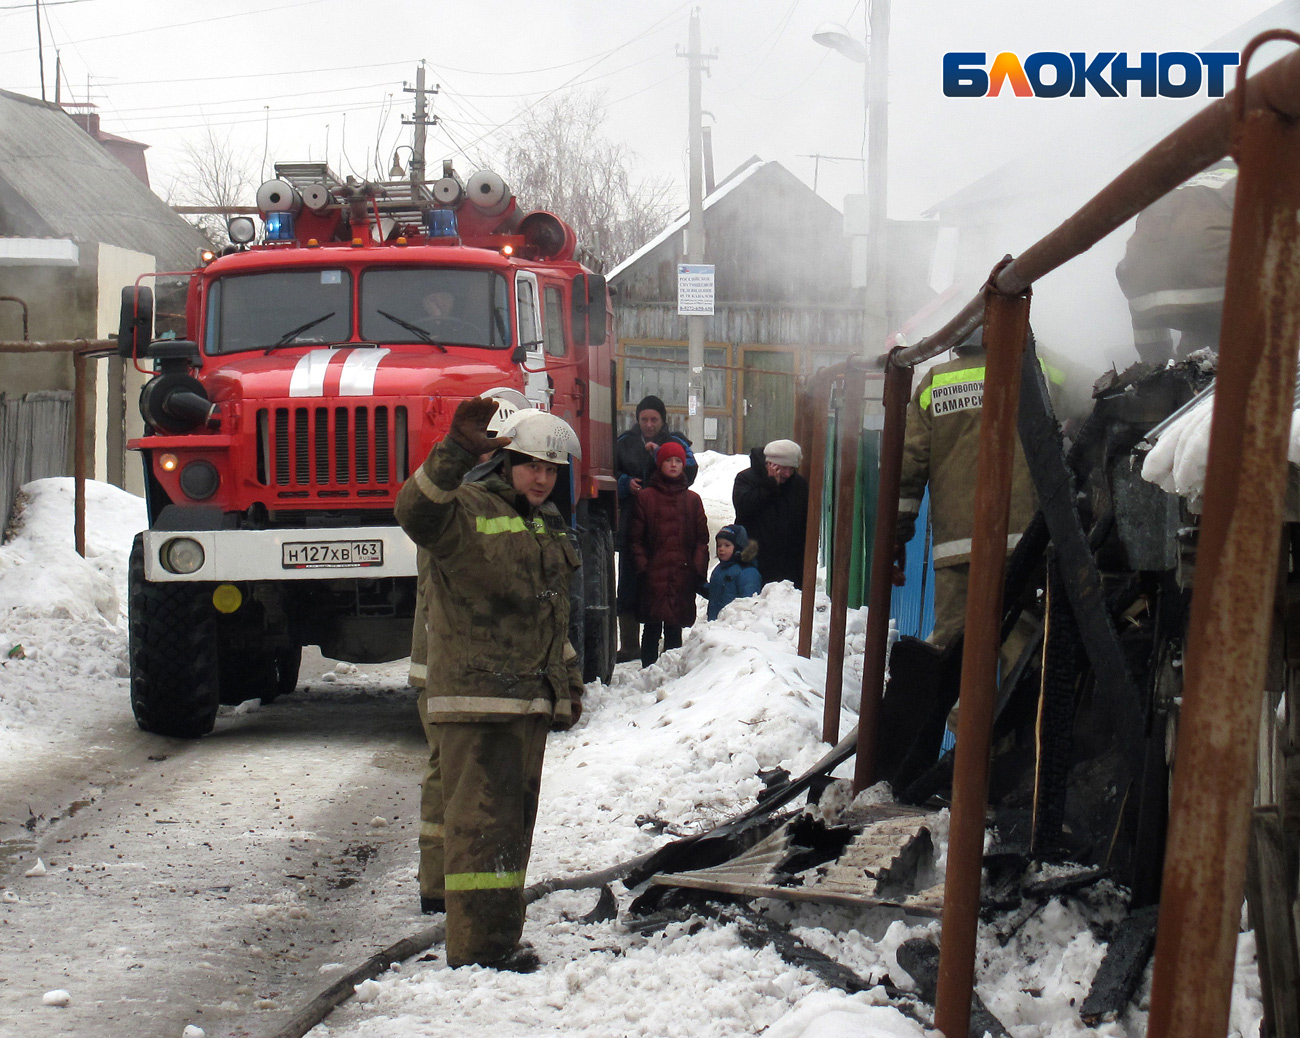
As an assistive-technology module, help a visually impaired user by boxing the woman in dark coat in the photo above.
[629,441,709,667]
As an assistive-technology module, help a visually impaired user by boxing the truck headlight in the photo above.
[160,537,205,574]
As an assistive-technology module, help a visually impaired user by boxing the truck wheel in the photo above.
[581,513,616,684]
[128,534,221,738]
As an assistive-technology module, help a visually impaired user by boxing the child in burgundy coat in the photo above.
[629,441,710,667]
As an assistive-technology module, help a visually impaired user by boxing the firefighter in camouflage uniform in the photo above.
[894,334,1038,669]
[396,396,583,971]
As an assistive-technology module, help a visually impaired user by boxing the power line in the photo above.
[0,0,333,55]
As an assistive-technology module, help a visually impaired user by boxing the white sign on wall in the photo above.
[677,263,715,316]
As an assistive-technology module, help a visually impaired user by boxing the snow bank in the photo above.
[0,463,1266,1038]
[0,478,144,755]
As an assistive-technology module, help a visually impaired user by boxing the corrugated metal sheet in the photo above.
[0,88,205,271]
[1,390,70,530]
[890,489,935,640]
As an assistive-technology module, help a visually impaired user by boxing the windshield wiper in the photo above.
[377,309,448,353]
[265,312,336,353]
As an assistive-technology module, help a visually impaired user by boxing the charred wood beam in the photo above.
[1080,904,1159,1027]
[895,938,1010,1038]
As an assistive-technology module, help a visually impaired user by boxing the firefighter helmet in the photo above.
[499,410,582,464]
[483,388,532,434]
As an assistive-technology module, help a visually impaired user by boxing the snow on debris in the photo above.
[0,463,1266,1038]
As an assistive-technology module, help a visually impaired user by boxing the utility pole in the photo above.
[35,0,45,102]
[403,62,437,198]
[865,0,890,353]
[679,9,715,448]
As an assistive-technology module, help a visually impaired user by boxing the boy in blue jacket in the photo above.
[703,524,762,621]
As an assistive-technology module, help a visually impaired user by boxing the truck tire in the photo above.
[581,513,616,685]
[128,534,221,738]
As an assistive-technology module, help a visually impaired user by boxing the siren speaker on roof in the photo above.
[300,184,333,213]
[465,170,512,217]
[256,179,303,215]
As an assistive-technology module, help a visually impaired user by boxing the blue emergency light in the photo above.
[264,211,296,241]
[426,209,458,238]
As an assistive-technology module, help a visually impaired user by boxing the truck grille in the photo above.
[257,404,408,493]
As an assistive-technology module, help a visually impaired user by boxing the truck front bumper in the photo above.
[142,526,418,582]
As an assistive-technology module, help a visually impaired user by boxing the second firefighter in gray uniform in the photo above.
[396,396,584,971]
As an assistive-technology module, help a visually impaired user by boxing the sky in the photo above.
[2,0,1294,373]
[0,0,1287,222]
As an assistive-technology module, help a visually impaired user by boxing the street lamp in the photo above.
[814,1,890,354]
[812,22,866,64]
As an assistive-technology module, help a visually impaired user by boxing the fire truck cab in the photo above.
[120,161,617,738]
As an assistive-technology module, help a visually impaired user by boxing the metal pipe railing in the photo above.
[1147,30,1300,1038]
[797,370,838,658]
[0,297,30,341]
[933,276,1032,1038]
[0,338,118,557]
[822,364,867,744]
[853,354,912,788]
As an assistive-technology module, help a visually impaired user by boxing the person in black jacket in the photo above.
[732,438,808,589]
[614,395,696,661]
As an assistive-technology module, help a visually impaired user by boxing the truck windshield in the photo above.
[360,269,511,348]
[205,270,352,354]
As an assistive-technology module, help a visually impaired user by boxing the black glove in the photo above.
[892,542,907,587]
[449,397,512,455]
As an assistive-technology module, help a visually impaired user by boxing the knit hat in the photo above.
[764,438,802,468]
[656,440,687,466]
[716,524,749,551]
[635,395,668,423]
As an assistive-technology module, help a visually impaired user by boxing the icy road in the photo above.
[0,652,427,1038]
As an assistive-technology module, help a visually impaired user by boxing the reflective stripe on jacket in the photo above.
[896,347,1036,569]
[396,439,582,724]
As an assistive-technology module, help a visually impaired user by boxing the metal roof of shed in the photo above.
[0,88,205,272]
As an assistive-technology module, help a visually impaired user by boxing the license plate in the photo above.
[281,539,384,569]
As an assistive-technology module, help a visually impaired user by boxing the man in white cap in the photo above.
[732,438,809,589]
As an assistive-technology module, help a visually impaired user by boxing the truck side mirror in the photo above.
[117,286,154,359]
[570,274,608,347]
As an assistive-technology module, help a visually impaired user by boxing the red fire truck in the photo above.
[119,161,617,738]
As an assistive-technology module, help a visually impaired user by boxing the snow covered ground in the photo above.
[0,459,1264,1038]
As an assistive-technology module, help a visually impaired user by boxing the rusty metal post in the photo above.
[853,352,914,791]
[798,372,835,657]
[72,349,89,558]
[934,274,1031,1038]
[822,364,867,744]
[0,297,30,340]
[1148,34,1300,1038]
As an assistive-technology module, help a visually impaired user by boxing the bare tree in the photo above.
[168,125,259,248]
[501,93,674,268]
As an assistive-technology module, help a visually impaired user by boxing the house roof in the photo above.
[0,88,204,271]
[607,158,774,280]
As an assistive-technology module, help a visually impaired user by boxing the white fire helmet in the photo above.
[499,409,582,465]
[482,388,532,434]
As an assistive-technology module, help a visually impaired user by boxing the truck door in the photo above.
[515,272,550,408]
[541,282,580,431]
